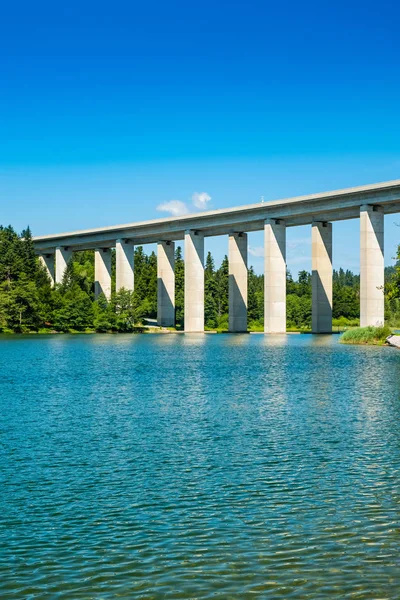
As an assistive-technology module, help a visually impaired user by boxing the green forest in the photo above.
[1,224,400,333]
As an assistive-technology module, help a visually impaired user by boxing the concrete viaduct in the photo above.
[33,179,400,333]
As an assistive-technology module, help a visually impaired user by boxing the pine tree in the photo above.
[20,226,40,279]
[0,226,24,283]
[248,266,263,324]
[72,251,95,296]
[215,255,229,319]
[133,246,147,303]
[386,246,400,301]
[93,293,114,332]
[297,270,312,296]
[113,289,136,331]
[204,251,217,328]
[133,246,157,320]
[52,284,94,331]
[175,246,184,328]
[147,251,158,317]
[0,274,43,332]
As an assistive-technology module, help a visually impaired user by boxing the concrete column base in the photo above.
[312,222,332,333]
[39,253,55,286]
[264,219,286,333]
[95,249,112,300]
[116,239,134,292]
[360,205,384,327]
[229,233,248,332]
[55,246,72,284]
[184,230,204,332]
[157,241,175,326]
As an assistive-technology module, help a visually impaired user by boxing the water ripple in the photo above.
[1,334,400,598]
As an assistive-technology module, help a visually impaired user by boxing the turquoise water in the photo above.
[1,334,400,599]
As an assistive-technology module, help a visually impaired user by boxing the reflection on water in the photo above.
[1,333,400,598]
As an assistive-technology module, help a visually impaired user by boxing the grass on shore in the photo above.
[340,325,392,345]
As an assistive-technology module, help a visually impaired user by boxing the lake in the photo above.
[1,333,400,598]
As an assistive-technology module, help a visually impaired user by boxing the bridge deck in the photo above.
[33,179,400,251]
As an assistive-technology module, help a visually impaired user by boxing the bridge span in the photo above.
[33,179,400,333]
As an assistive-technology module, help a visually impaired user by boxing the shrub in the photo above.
[332,316,360,328]
[340,325,392,345]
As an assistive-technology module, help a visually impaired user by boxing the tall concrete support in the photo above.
[264,219,286,333]
[116,239,134,291]
[95,248,112,300]
[39,254,55,286]
[229,233,248,332]
[55,246,72,284]
[312,222,333,333]
[157,241,175,326]
[184,230,204,332]
[360,205,384,327]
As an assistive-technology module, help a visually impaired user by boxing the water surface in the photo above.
[1,334,400,598]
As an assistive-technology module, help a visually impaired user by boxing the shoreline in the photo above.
[0,328,346,336]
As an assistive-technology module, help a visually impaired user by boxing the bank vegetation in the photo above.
[340,325,393,345]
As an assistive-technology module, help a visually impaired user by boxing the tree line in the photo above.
[0,224,399,333]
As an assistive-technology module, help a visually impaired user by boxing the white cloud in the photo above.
[192,191,211,210]
[248,246,264,258]
[156,200,189,217]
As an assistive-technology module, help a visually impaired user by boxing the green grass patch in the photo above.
[248,320,264,332]
[332,317,360,330]
[340,325,392,345]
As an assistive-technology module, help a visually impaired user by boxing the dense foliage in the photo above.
[385,252,400,325]
[1,225,399,333]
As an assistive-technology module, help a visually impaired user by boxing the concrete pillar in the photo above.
[312,222,333,333]
[55,246,72,284]
[95,248,112,300]
[39,253,55,286]
[184,230,204,332]
[157,241,175,327]
[360,205,384,327]
[264,219,286,333]
[229,233,248,332]
[116,239,134,292]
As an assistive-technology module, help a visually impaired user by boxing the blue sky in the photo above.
[1,0,399,274]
